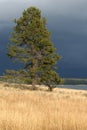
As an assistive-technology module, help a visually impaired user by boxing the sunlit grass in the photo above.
[0,82,87,130]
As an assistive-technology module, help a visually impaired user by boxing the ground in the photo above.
[0,81,87,130]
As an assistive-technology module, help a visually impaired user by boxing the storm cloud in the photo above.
[0,0,87,77]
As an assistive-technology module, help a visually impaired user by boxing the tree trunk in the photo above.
[48,85,53,91]
[32,79,36,90]
[31,44,38,90]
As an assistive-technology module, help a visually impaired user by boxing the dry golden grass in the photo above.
[0,82,87,130]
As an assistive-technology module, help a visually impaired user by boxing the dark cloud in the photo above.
[0,0,87,77]
[46,14,87,77]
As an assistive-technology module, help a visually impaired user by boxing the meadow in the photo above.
[0,82,87,130]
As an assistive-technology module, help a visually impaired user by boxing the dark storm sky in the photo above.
[0,0,87,78]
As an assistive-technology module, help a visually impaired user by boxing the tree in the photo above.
[7,7,61,90]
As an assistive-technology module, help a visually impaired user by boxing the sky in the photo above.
[0,0,87,78]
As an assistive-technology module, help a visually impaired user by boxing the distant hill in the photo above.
[62,78,87,85]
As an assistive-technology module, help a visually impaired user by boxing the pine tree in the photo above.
[7,7,61,90]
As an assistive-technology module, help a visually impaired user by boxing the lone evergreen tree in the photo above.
[7,7,61,90]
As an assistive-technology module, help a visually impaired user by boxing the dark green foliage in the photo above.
[7,7,61,90]
[3,70,32,84]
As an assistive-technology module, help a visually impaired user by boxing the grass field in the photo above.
[0,82,87,130]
